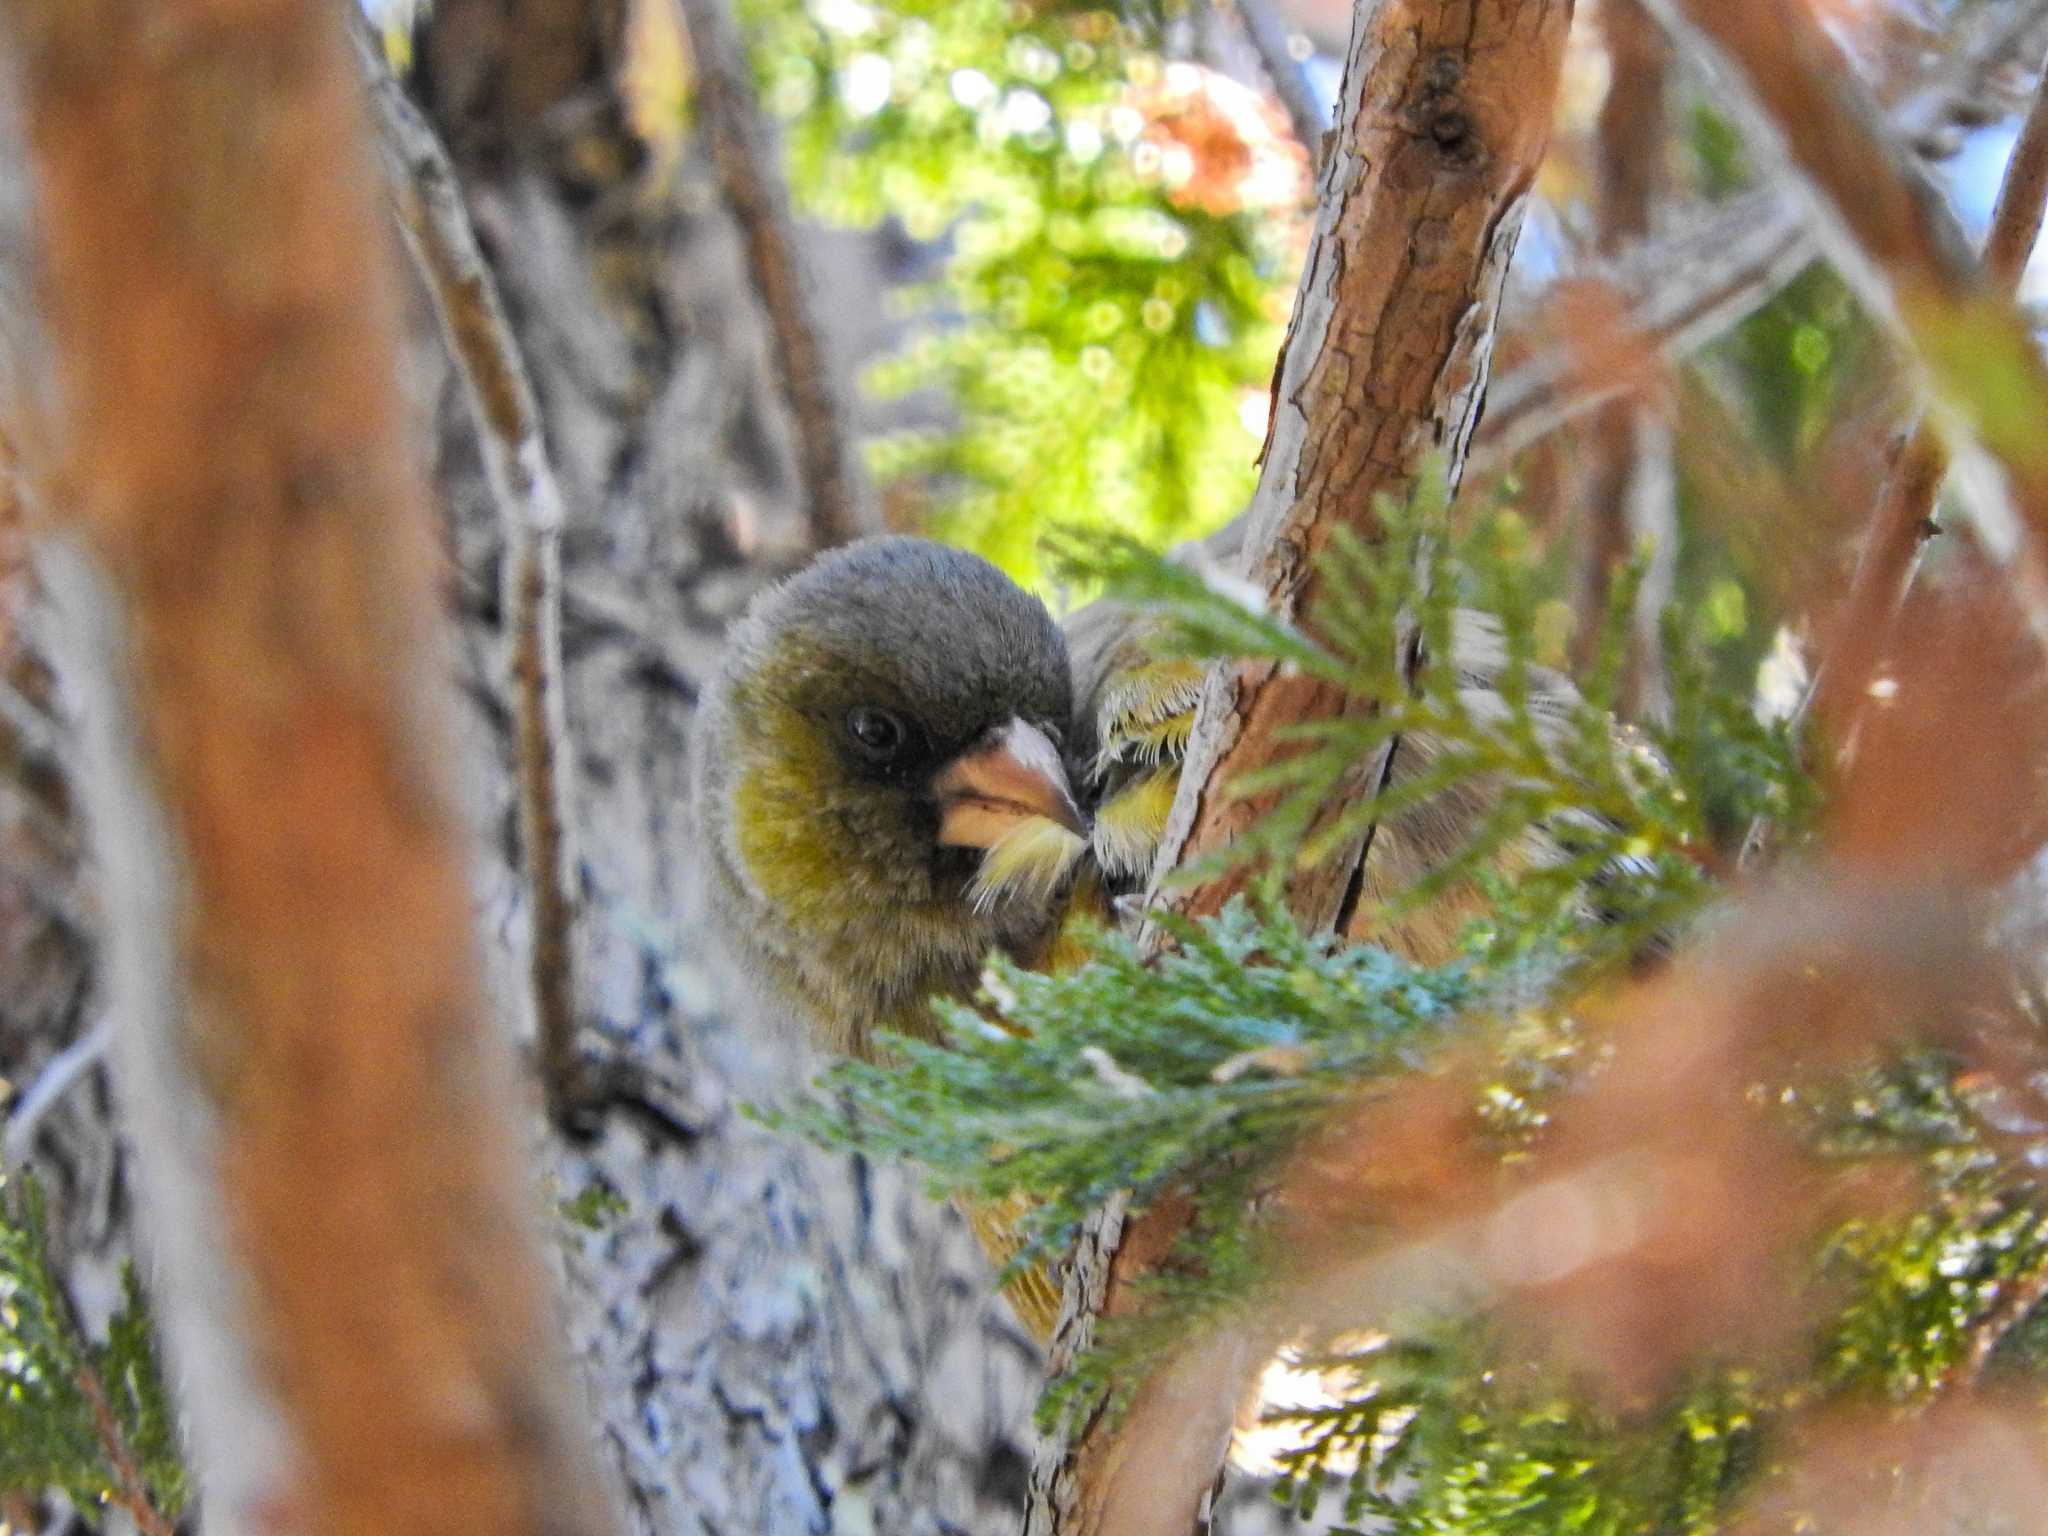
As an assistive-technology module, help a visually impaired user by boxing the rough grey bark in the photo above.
[0,16,1040,1536]
[401,14,1046,1536]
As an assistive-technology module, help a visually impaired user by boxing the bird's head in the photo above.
[702,538,1089,1016]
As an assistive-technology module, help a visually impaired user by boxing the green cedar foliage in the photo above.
[0,1171,186,1522]
[1808,1050,2048,1399]
[1065,481,1816,977]
[748,0,1295,589]
[779,485,2048,1528]
[1269,1330,1761,1535]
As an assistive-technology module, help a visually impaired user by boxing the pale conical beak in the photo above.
[932,717,1085,849]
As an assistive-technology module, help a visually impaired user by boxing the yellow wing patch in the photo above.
[1091,767,1180,882]
[1092,658,1206,776]
[962,1189,1064,1342]
[1088,656,1203,884]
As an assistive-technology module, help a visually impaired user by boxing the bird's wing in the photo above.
[1063,596,1205,890]
[1064,593,1627,964]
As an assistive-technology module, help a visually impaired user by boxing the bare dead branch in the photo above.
[352,15,593,1133]
[1227,0,1329,164]
[2,1016,107,1166]
[7,0,622,1530]
[678,0,870,550]
[1894,0,2048,157]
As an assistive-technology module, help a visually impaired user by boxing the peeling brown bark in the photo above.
[1155,0,1573,929]
[1025,6,1574,1536]
[8,3,619,1535]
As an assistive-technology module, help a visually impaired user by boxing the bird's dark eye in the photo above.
[844,705,907,763]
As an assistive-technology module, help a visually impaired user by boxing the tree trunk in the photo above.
[402,6,1047,1534]
[1027,3,1574,1534]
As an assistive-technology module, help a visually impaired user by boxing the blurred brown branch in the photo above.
[1643,0,2048,633]
[7,0,622,1531]
[1806,42,2048,771]
[679,0,871,550]
[1253,876,1986,1403]
[1575,0,1674,719]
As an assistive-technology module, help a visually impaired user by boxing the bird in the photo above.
[688,532,1600,1336]
[689,536,1094,1064]
[690,536,1106,1334]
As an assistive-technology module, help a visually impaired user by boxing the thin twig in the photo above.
[1469,190,1813,479]
[678,0,869,550]
[352,17,592,1131]
[1795,42,2048,772]
[3,1017,109,1166]
[24,1187,180,1536]
[1959,1251,2048,1386]
[1227,0,1327,162]
[70,1352,176,1536]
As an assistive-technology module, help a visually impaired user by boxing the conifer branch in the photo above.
[678,0,871,550]
[352,14,593,1133]
[1025,6,1574,1534]
[2,1173,186,1526]
[70,1350,177,1536]
[1958,1249,2048,1387]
